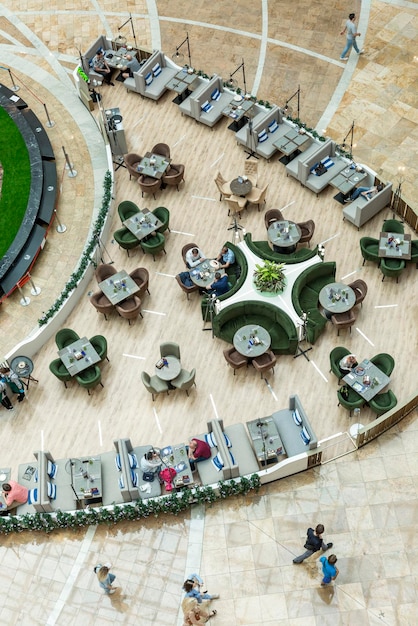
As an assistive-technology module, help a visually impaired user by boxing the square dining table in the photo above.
[58,337,101,376]
[99,269,140,305]
[137,152,171,179]
[123,210,163,242]
[72,457,102,502]
[343,359,391,402]
[159,443,194,488]
[378,232,411,260]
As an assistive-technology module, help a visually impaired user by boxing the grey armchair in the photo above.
[141,371,170,401]
[171,368,196,396]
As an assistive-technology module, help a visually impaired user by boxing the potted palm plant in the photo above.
[253,260,286,294]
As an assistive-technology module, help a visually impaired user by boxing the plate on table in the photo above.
[209,260,219,268]
[0,473,6,481]
[355,366,365,376]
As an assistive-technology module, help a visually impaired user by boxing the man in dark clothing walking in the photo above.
[293,524,333,563]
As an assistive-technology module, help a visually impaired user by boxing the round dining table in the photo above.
[230,177,252,197]
[233,325,271,357]
[189,260,221,288]
[267,220,301,253]
[318,282,355,315]
[155,356,181,381]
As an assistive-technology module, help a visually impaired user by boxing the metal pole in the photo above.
[62,145,77,178]
[28,274,41,296]
[43,103,55,128]
[17,285,30,306]
[54,208,67,233]
[8,68,19,92]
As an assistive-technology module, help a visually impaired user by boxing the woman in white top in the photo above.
[140,450,162,474]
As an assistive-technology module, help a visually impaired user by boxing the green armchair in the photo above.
[380,257,406,282]
[140,232,166,261]
[329,346,351,384]
[370,353,395,376]
[369,390,397,416]
[90,335,109,363]
[49,358,71,388]
[152,206,170,234]
[55,328,80,350]
[117,200,140,222]
[76,366,103,395]
[114,227,141,256]
[337,386,364,416]
[382,219,404,234]
[360,237,380,265]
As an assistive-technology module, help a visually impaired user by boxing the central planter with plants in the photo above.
[253,260,287,295]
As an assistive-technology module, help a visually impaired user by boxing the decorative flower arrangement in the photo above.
[253,260,287,294]
[38,171,112,326]
[0,475,260,535]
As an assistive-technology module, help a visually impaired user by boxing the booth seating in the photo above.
[271,395,317,456]
[82,35,112,81]
[235,103,279,150]
[194,419,259,485]
[244,233,318,265]
[343,182,393,229]
[212,300,299,355]
[114,439,162,500]
[246,105,289,160]
[124,50,177,100]
[181,75,231,128]
[286,139,346,195]
[178,76,213,119]
[291,261,337,344]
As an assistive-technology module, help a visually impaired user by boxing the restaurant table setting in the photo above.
[233,325,271,357]
[158,444,193,490]
[154,356,182,381]
[123,209,163,241]
[230,176,252,196]
[99,269,140,305]
[246,417,284,466]
[330,165,367,195]
[136,152,171,179]
[318,282,355,314]
[189,259,223,288]
[59,337,101,376]
[222,95,254,131]
[72,457,102,501]
[378,232,411,260]
[342,358,390,402]
[267,220,301,250]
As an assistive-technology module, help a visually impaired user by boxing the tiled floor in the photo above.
[1,2,418,625]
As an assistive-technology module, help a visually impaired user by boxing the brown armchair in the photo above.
[95,264,117,284]
[223,347,248,375]
[162,163,185,190]
[347,279,367,307]
[90,291,114,320]
[252,349,277,378]
[331,309,357,335]
[182,243,200,267]
[129,267,150,299]
[116,295,143,325]
[175,274,199,300]
[264,209,284,229]
[151,143,170,159]
[138,175,161,199]
[124,153,143,180]
[297,219,315,247]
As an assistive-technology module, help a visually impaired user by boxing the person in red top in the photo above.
[2,481,29,508]
[188,438,211,470]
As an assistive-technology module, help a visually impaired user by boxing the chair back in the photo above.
[95,264,117,284]
[152,206,170,233]
[123,153,143,180]
[244,158,258,185]
[151,143,170,158]
[160,342,181,359]
[118,200,140,222]
[55,328,80,350]
[297,220,315,245]
[264,209,284,229]
[382,219,404,234]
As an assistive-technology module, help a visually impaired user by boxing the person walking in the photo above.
[340,13,364,60]
[182,597,217,625]
[319,554,339,586]
[182,573,219,603]
[94,564,117,594]
[293,523,333,563]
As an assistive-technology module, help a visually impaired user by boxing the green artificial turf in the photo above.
[0,106,31,258]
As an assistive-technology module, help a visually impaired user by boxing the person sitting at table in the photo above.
[205,272,229,297]
[92,50,114,85]
[185,247,206,268]
[140,450,162,475]
[187,438,211,471]
[0,366,25,403]
[339,354,358,374]
[216,245,235,269]
[344,183,384,203]
[121,54,141,79]
[177,271,195,288]
[2,480,29,508]
[314,162,327,176]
